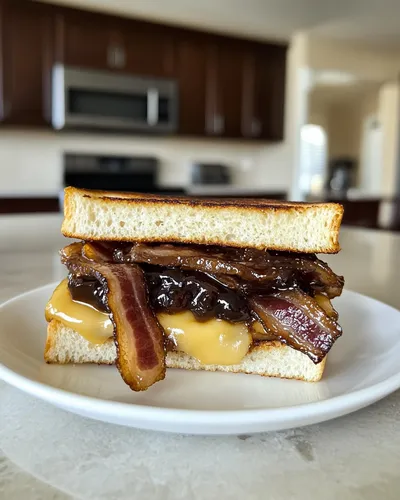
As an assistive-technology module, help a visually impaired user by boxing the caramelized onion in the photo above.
[115,243,344,298]
[314,294,338,320]
[82,242,112,262]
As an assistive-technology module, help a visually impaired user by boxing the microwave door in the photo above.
[64,88,150,130]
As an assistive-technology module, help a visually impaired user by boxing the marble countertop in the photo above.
[1,214,400,499]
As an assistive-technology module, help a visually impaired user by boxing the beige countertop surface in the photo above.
[0,215,400,500]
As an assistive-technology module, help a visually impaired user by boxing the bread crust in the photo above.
[61,187,343,253]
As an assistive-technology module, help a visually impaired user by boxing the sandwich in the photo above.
[45,187,344,391]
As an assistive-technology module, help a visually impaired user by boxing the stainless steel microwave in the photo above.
[52,64,178,133]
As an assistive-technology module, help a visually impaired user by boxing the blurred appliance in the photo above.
[52,65,178,133]
[191,163,232,185]
[63,154,184,202]
[64,154,158,192]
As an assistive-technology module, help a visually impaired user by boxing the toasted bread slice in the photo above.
[45,320,326,382]
[62,187,343,253]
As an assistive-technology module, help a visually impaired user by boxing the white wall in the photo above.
[0,130,293,196]
[378,82,400,197]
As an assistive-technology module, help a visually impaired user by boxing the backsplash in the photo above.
[0,130,292,196]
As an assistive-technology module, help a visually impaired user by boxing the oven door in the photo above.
[52,65,178,133]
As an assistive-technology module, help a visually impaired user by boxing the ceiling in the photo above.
[39,0,400,48]
[309,0,400,51]
[309,81,381,106]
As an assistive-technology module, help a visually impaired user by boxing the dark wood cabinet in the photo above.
[58,10,175,77]
[0,0,287,140]
[206,42,246,138]
[199,40,286,140]
[0,0,54,126]
[176,36,208,135]
[256,46,286,140]
[177,38,250,139]
[240,45,286,140]
[58,9,113,70]
[121,26,175,77]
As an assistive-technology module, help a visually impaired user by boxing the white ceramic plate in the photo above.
[1,283,400,435]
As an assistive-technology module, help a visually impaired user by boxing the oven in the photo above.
[61,153,184,207]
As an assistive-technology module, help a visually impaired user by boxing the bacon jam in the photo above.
[62,241,344,391]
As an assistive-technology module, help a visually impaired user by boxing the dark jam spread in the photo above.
[68,268,251,322]
[67,243,344,324]
[145,267,250,322]
[68,275,109,313]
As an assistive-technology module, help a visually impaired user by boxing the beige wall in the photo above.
[307,36,400,81]
[361,89,380,118]
[308,91,364,160]
[304,34,400,194]
[307,99,329,132]
[308,85,380,187]
[0,131,292,196]
[378,82,400,196]
[327,102,362,160]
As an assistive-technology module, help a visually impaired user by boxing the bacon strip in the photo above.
[250,289,342,363]
[61,244,165,391]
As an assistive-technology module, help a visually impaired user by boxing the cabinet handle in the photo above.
[213,114,224,134]
[114,46,126,69]
[107,45,116,68]
[251,119,261,137]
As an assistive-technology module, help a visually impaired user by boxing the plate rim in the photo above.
[1,283,400,427]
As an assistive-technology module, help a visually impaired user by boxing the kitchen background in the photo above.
[1,0,400,230]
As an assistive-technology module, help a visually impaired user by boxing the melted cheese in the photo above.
[45,279,113,344]
[46,280,252,364]
[158,311,251,365]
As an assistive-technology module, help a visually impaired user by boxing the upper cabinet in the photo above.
[240,44,286,140]
[175,36,287,141]
[0,0,287,141]
[58,9,114,70]
[205,41,246,138]
[0,0,54,126]
[252,46,286,140]
[58,9,175,77]
[175,35,209,135]
[121,23,175,77]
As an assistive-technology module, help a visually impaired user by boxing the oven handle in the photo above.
[147,89,159,126]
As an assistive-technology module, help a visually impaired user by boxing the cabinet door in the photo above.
[122,26,175,77]
[210,43,245,138]
[253,46,286,141]
[176,37,208,135]
[59,9,113,70]
[0,0,53,126]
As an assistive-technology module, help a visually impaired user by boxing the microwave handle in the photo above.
[147,89,159,126]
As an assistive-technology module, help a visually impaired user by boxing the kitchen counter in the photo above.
[185,186,286,197]
[1,215,400,499]
[0,188,287,215]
